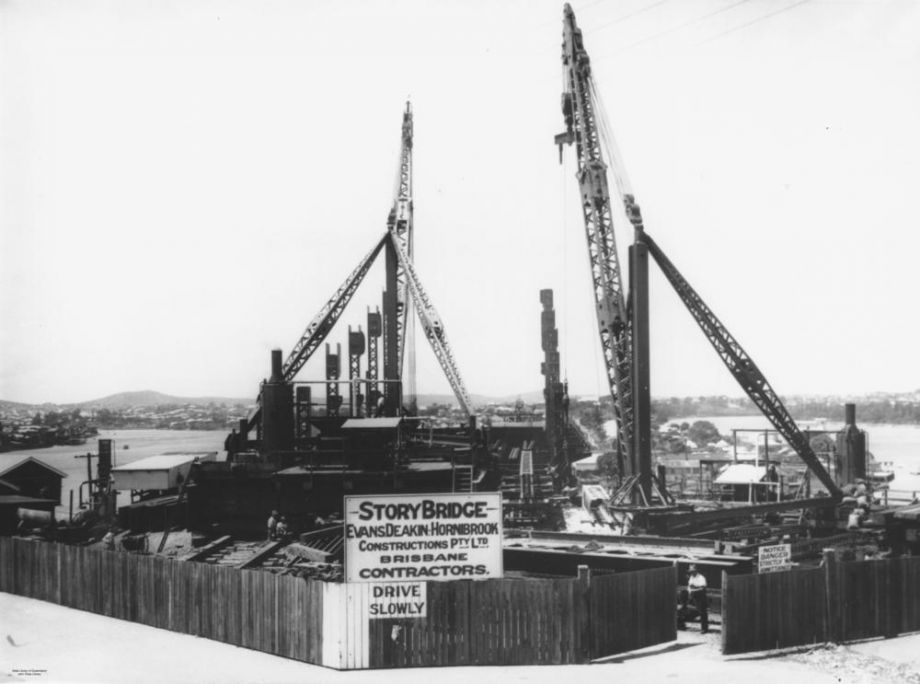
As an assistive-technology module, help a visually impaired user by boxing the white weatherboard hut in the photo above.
[713,463,779,504]
[112,452,216,492]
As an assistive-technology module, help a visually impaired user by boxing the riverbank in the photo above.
[0,429,226,518]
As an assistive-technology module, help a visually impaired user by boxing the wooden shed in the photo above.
[112,452,216,493]
[0,456,66,503]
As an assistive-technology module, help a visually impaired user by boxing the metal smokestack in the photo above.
[262,348,294,453]
[836,403,866,484]
[270,349,284,383]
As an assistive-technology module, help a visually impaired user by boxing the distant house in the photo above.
[713,464,779,503]
[0,456,66,503]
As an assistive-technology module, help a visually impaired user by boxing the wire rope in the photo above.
[699,0,813,44]
[586,0,673,34]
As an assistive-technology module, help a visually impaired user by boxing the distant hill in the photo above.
[1,390,549,412]
[0,399,46,411]
[415,390,545,408]
[69,391,254,409]
[10,388,917,413]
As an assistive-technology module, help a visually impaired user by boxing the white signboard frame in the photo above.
[344,492,503,583]
[758,543,792,573]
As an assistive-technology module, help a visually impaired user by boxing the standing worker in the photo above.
[102,527,116,551]
[267,510,279,541]
[275,516,289,539]
[687,564,709,634]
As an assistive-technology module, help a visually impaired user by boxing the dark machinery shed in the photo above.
[0,456,66,503]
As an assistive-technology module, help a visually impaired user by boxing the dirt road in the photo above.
[2,592,918,683]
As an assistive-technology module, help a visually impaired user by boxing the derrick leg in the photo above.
[630,241,652,504]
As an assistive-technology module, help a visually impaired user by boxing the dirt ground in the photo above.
[2,592,919,684]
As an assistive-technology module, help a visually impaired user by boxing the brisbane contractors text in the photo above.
[358,563,489,580]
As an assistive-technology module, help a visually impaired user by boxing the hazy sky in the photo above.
[2,0,919,405]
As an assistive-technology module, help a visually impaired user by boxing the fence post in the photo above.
[720,570,728,653]
[823,548,838,642]
[887,558,901,639]
[577,565,591,662]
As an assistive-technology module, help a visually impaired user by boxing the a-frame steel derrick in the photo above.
[640,232,841,498]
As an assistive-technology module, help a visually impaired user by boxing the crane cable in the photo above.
[589,77,633,206]
[560,61,570,387]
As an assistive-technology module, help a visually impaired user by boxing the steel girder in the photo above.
[390,102,414,379]
[244,236,386,432]
[640,231,841,498]
[387,230,472,416]
[281,235,387,383]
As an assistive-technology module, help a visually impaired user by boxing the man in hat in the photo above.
[687,564,709,633]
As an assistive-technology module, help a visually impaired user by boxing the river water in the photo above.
[603,416,920,495]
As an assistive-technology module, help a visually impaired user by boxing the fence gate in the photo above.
[588,566,677,658]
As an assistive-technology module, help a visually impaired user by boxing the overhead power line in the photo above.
[615,0,756,52]
[699,0,813,44]
[586,0,672,34]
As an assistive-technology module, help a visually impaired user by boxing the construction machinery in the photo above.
[239,102,470,442]
[554,4,841,527]
[186,103,494,536]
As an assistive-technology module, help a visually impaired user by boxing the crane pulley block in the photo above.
[579,162,610,205]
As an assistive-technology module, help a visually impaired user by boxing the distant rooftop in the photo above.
[113,453,216,472]
[0,456,67,480]
[341,418,403,430]
[714,464,768,485]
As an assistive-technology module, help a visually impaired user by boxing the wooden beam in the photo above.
[177,535,233,562]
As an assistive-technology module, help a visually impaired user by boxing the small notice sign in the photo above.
[758,543,792,573]
[368,582,427,619]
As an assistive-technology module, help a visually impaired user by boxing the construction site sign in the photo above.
[344,492,503,583]
[368,582,427,619]
[758,543,792,573]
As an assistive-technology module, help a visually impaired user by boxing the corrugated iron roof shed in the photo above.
[113,453,209,472]
[0,456,67,479]
[341,418,402,430]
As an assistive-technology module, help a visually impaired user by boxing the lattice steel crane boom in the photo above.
[244,234,387,432]
[387,231,473,417]
[556,3,635,473]
[388,101,415,382]
[281,235,388,382]
[554,4,838,498]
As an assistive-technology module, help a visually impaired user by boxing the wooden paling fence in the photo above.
[829,555,920,642]
[722,555,920,655]
[722,566,827,654]
[0,538,677,669]
[0,537,324,663]
[363,566,677,668]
